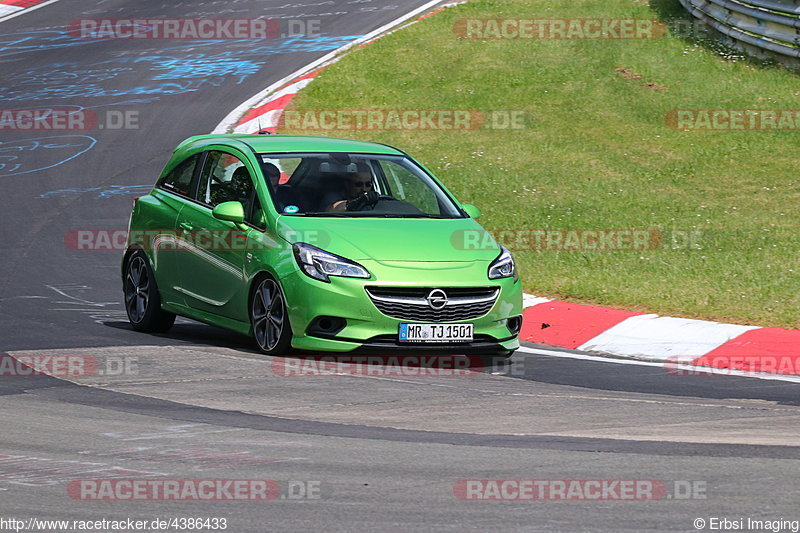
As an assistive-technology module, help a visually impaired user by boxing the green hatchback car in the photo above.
[122,134,522,357]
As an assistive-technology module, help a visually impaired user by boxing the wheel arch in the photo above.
[247,269,282,314]
[121,246,150,284]
[247,270,294,353]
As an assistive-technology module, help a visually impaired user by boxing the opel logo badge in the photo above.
[427,289,448,310]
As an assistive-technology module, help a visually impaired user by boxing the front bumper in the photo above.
[280,259,522,354]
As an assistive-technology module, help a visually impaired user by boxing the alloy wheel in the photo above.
[252,278,286,352]
[124,255,150,323]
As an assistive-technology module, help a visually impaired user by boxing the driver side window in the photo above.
[196,151,253,209]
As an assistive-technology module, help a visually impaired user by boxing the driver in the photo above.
[324,163,379,212]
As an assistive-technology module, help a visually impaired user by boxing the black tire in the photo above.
[250,275,293,355]
[123,251,176,333]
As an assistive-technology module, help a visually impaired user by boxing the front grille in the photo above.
[365,287,499,322]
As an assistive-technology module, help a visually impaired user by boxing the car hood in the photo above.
[276,216,501,262]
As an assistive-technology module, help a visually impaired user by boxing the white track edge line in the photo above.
[0,0,62,23]
[516,346,800,384]
[212,0,446,134]
[205,0,790,380]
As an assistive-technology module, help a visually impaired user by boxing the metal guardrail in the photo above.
[679,0,800,63]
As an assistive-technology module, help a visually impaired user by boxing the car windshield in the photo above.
[258,153,465,218]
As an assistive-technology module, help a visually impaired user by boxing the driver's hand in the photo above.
[345,190,379,211]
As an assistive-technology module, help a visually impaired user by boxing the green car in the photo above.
[122,134,522,357]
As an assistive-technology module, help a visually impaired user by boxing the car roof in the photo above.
[176,134,405,156]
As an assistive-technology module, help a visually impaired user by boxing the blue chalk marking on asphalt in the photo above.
[38,186,102,198]
[153,57,262,84]
[96,185,152,198]
[0,30,102,59]
[158,35,365,54]
[0,33,365,101]
[96,97,161,107]
[38,184,152,199]
[0,105,86,124]
[0,135,97,177]
[277,35,366,52]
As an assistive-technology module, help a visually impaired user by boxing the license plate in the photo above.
[399,323,474,343]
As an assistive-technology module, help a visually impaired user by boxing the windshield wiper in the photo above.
[294,212,356,217]
[284,212,457,218]
[378,214,454,219]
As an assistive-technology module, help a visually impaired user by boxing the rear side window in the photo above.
[159,154,200,196]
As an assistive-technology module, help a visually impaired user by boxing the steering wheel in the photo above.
[346,192,395,211]
[361,194,396,210]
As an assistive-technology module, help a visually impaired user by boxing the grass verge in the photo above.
[280,0,800,328]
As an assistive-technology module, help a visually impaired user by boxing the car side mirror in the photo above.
[463,204,481,219]
[212,201,245,224]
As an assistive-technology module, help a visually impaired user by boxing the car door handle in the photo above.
[178,221,193,230]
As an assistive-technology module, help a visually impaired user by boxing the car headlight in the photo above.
[293,242,371,283]
[488,246,517,281]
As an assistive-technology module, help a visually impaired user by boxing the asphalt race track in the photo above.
[1,1,800,531]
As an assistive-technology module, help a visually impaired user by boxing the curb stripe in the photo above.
[577,315,759,361]
[0,5,23,16]
[221,1,464,134]
[234,94,300,134]
[212,0,447,134]
[0,0,59,22]
[0,0,43,6]
[236,77,316,125]
[522,294,551,308]
[517,346,800,384]
[692,327,800,374]
[214,0,800,375]
[233,76,319,134]
[521,301,642,349]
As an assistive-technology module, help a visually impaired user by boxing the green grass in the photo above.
[280,0,800,328]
